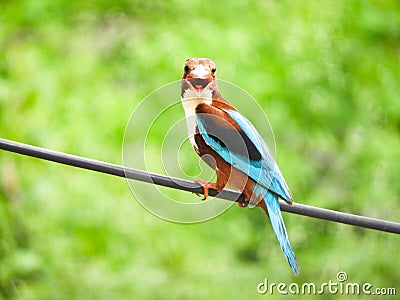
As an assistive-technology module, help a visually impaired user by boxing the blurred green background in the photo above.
[1,0,399,299]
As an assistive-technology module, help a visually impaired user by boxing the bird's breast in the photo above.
[181,88,212,117]
[181,88,212,147]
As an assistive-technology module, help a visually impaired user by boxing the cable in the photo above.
[1,137,399,234]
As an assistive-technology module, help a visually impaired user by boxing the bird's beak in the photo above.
[184,65,214,97]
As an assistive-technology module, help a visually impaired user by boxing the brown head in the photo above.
[181,58,219,98]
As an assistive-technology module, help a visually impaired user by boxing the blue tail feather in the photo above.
[257,186,300,275]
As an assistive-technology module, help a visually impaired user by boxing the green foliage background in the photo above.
[1,0,399,299]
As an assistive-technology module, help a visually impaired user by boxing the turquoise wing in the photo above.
[196,108,292,201]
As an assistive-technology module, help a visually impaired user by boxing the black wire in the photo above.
[1,138,399,234]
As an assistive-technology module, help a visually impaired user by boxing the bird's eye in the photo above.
[211,67,216,73]
[184,65,190,72]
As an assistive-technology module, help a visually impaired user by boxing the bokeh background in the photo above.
[1,1,399,299]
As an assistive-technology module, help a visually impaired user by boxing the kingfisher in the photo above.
[180,58,299,275]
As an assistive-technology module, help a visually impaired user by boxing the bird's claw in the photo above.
[194,179,217,200]
[238,201,248,207]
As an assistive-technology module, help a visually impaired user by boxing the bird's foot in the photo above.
[238,194,261,208]
[238,194,251,207]
[194,179,217,200]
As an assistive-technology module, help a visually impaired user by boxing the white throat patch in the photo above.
[181,88,212,146]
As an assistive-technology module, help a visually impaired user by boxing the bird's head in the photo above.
[181,58,218,98]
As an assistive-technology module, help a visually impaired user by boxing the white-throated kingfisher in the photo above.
[180,58,299,275]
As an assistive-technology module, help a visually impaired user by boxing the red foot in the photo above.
[194,179,217,200]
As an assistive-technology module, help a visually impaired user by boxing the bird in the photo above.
[180,58,300,275]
